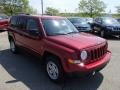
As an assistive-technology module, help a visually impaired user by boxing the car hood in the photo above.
[105,23,120,27]
[47,33,106,50]
[73,23,90,27]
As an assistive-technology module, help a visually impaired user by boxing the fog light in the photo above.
[74,60,81,64]
[79,63,85,67]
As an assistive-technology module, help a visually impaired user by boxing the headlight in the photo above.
[87,27,91,30]
[80,50,88,61]
[107,26,113,30]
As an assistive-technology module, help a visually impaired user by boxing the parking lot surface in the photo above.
[0,32,120,90]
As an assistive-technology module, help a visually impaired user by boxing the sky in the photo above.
[29,0,120,14]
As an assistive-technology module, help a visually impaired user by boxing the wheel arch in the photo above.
[42,51,65,70]
[8,35,13,41]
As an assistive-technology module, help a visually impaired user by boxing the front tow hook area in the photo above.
[92,71,96,76]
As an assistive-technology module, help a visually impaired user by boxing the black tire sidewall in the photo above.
[45,56,64,83]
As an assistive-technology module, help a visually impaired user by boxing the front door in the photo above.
[21,18,44,55]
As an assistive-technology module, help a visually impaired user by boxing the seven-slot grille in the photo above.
[86,43,107,64]
[113,27,120,31]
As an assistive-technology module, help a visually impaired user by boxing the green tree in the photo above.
[45,7,59,16]
[116,5,120,14]
[0,0,37,15]
[78,0,106,17]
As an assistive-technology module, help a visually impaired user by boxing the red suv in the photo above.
[8,15,111,82]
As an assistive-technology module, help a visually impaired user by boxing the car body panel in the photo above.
[0,14,9,31]
[47,33,106,50]
[92,17,120,36]
[0,19,9,31]
[8,15,111,74]
[65,51,111,73]
[68,17,92,33]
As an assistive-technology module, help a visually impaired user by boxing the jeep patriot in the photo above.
[8,15,111,82]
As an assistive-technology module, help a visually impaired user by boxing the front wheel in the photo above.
[100,30,105,37]
[86,71,96,78]
[45,56,64,83]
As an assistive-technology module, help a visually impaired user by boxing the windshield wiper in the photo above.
[50,32,78,36]
[67,32,78,34]
[52,33,67,36]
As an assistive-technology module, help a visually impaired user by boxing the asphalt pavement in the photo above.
[0,32,120,90]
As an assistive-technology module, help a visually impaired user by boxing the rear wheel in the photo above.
[10,39,18,53]
[45,55,64,83]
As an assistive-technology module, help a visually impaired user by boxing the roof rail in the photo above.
[16,12,30,15]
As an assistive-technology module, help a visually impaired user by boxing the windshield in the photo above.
[103,18,119,25]
[69,18,87,24]
[42,19,79,36]
[86,18,93,23]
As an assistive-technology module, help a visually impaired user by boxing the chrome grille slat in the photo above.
[87,44,107,64]
[113,27,120,31]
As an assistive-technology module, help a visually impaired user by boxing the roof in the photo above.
[39,15,65,19]
[67,17,86,20]
[67,17,82,19]
[95,16,114,19]
[14,14,65,19]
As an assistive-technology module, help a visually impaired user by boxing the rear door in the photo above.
[9,16,28,46]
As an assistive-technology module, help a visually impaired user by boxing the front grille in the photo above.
[113,27,120,31]
[77,27,88,31]
[86,44,107,64]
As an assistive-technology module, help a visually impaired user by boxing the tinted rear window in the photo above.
[10,16,28,30]
[17,16,27,29]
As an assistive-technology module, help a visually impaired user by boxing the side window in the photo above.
[94,18,98,23]
[100,18,103,24]
[10,16,17,28]
[27,18,40,36]
[17,16,27,30]
[96,18,99,23]
[97,18,102,24]
[27,19,39,31]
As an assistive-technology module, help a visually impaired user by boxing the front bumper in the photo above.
[65,51,111,73]
[105,30,120,35]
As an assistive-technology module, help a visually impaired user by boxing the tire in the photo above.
[100,30,105,38]
[10,39,18,54]
[86,71,96,78]
[45,55,64,83]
